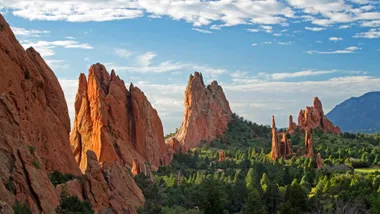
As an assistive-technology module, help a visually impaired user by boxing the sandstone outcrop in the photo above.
[218,150,226,162]
[298,97,341,134]
[0,14,80,213]
[167,137,183,153]
[316,153,323,169]
[70,64,171,172]
[83,151,145,214]
[271,116,281,160]
[305,129,314,157]
[271,116,294,160]
[287,115,297,134]
[174,72,232,149]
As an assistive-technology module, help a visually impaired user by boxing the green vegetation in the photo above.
[5,176,15,194]
[27,145,36,154]
[32,159,41,169]
[354,166,380,174]
[165,128,179,140]
[56,191,94,214]
[135,114,380,214]
[13,201,32,214]
[49,171,81,187]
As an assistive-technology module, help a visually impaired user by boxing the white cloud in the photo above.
[46,59,69,70]
[354,28,380,38]
[84,58,90,61]
[192,28,212,34]
[252,43,258,46]
[338,24,351,29]
[360,20,380,27]
[263,41,272,44]
[66,36,75,40]
[20,39,93,57]
[305,26,326,31]
[273,33,282,37]
[259,70,337,80]
[329,37,343,41]
[11,27,49,37]
[260,25,273,33]
[247,28,260,33]
[230,71,248,78]
[137,51,157,66]
[278,41,292,45]
[2,0,293,28]
[114,48,133,59]
[307,46,361,54]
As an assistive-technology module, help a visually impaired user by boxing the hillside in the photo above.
[326,92,380,133]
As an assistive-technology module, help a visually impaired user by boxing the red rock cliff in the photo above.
[70,64,171,172]
[298,97,341,134]
[0,14,80,213]
[175,72,232,149]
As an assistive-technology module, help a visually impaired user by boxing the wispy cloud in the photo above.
[192,28,212,34]
[21,40,93,57]
[305,26,326,31]
[307,46,361,54]
[258,70,338,80]
[354,28,380,39]
[11,27,50,37]
[114,48,133,59]
[329,37,343,41]
[278,41,292,45]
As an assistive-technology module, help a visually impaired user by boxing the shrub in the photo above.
[13,201,32,214]
[56,191,94,214]
[5,176,15,194]
[32,160,40,169]
[27,145,36,154]
[49,171,80,187]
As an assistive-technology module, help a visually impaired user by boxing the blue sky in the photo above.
[1,0,380,133]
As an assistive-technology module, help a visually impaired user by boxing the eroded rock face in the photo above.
[316,153,323,169]
[70,65,171,172]
[298,97,341,134]
[83,151,144,214]
[305,129,314,157]
[218,150,226,162]
[167,137,183,153]
[175,72,232,149]
[270,116,281,160]
[287,115,297,134]
[271,116,293,160]
[131,159,140,176]
[0,14,80,213]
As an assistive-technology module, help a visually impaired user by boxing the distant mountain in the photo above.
[326,92,380,133]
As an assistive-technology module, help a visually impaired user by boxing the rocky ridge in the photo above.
[0,14,144,214]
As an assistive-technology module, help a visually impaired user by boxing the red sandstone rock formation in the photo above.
[287,115,297,134]
[131,159,140,176]
[316,153,323,169]
[271,116,281,160]
[298,97,341,134]
[305,129,314,157]
[167,137,183,153]
[218,150,226,162]
[70,64,171,172]
[0,15,145,214]
[83,151,144,213]
[271,116,293,160]
[175,72,232,149]
[0,14,81,213]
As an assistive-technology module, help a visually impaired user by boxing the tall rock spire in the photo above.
[174,72,232,149]
[271,116,280,160]
[70,64,171,172]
